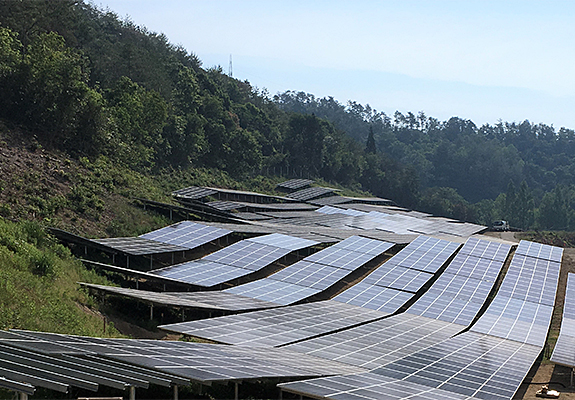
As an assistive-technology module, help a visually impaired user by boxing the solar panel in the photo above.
[470,294,553,346]
[224,279,321,305]
[456,236,511,262]
[1,331,365,384]
[276,179,314,190]
[167,291,280,310]
[140,221,231,250]
[286,187,338,201]
[203,241,291,271]
[205,200,244,211]
[516,240,564,262]
[497,254,560,306]
[269,261,350,290]
[386,236,461,273]
[283,313,465,369]
[159,301,387,347]
[316,205,368,216]
[551,273,575,367]
[152,260,249,287]
[246,233,318,251]
[443,253,504,282]
[92,237,188,256]
[171,186,218,199]
[362,265,433,293]
[332,282,415,313]
[368,332,542,400]
[328,235,394,256]
[305,248,380,270]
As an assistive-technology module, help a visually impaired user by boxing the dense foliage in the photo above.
[276,91,575,229]
[1,0,575,230]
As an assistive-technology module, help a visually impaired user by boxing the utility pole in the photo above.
[229,54,233,77]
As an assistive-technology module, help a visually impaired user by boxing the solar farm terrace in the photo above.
[3,181,569,400]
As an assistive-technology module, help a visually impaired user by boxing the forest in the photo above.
[1,0,575,231]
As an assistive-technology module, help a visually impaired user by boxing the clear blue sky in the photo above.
[94,0,575,129]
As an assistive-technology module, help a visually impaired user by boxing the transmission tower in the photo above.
[229,54,233,77]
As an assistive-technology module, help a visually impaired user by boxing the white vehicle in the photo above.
[492,220,509,231]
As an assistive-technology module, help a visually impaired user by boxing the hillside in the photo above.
[0,3,575,399]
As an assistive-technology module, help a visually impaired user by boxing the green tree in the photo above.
[105,76,168,168]
[365,126,377,154]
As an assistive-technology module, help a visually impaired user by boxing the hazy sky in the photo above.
[95,0,575,129]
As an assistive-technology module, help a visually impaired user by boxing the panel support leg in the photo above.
[173,384,178,400]
[150,305,154,320]
[129,386,136,400]
[235,382,239,400]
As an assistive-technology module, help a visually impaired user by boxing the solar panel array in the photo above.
[140,221,231,250]
[0,331,189,396]
[160,301,388,347]
[332,283,416,313]
[223,236,394,305]
[152,234,317,287]
[203,241,291,271]
[92,237,188,256]
[406,238,511,326]
[281,332,542,400]
[551,273,575,367]
[278,237,515,394]
[0,330,365,384]
[261,209,481,242]
[384,235,462,273]
[82,283,280,311]
[330,235,460,312]
[470,240,562,345]
[246,232,319,251]
[276,179,314,191]
[316,205,367,216]
[224,279,322,305]
[280,240,562,400]
[286,187,338,201]
[283,313,465,370]
[171,186,218,200]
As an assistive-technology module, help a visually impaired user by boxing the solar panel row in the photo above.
[286,187,338,201]
[160,236,398,340]
[276,179,314,190]
[140,221,232,250]
[92,237,188,256]
[551,273,575,368]
[0,330,365,384]
[296,240,561,400]
[222,236,394,305]
[278,238,533,399]
[152,233,318,287]
[329,235,461,312]
[160,301,387,347]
